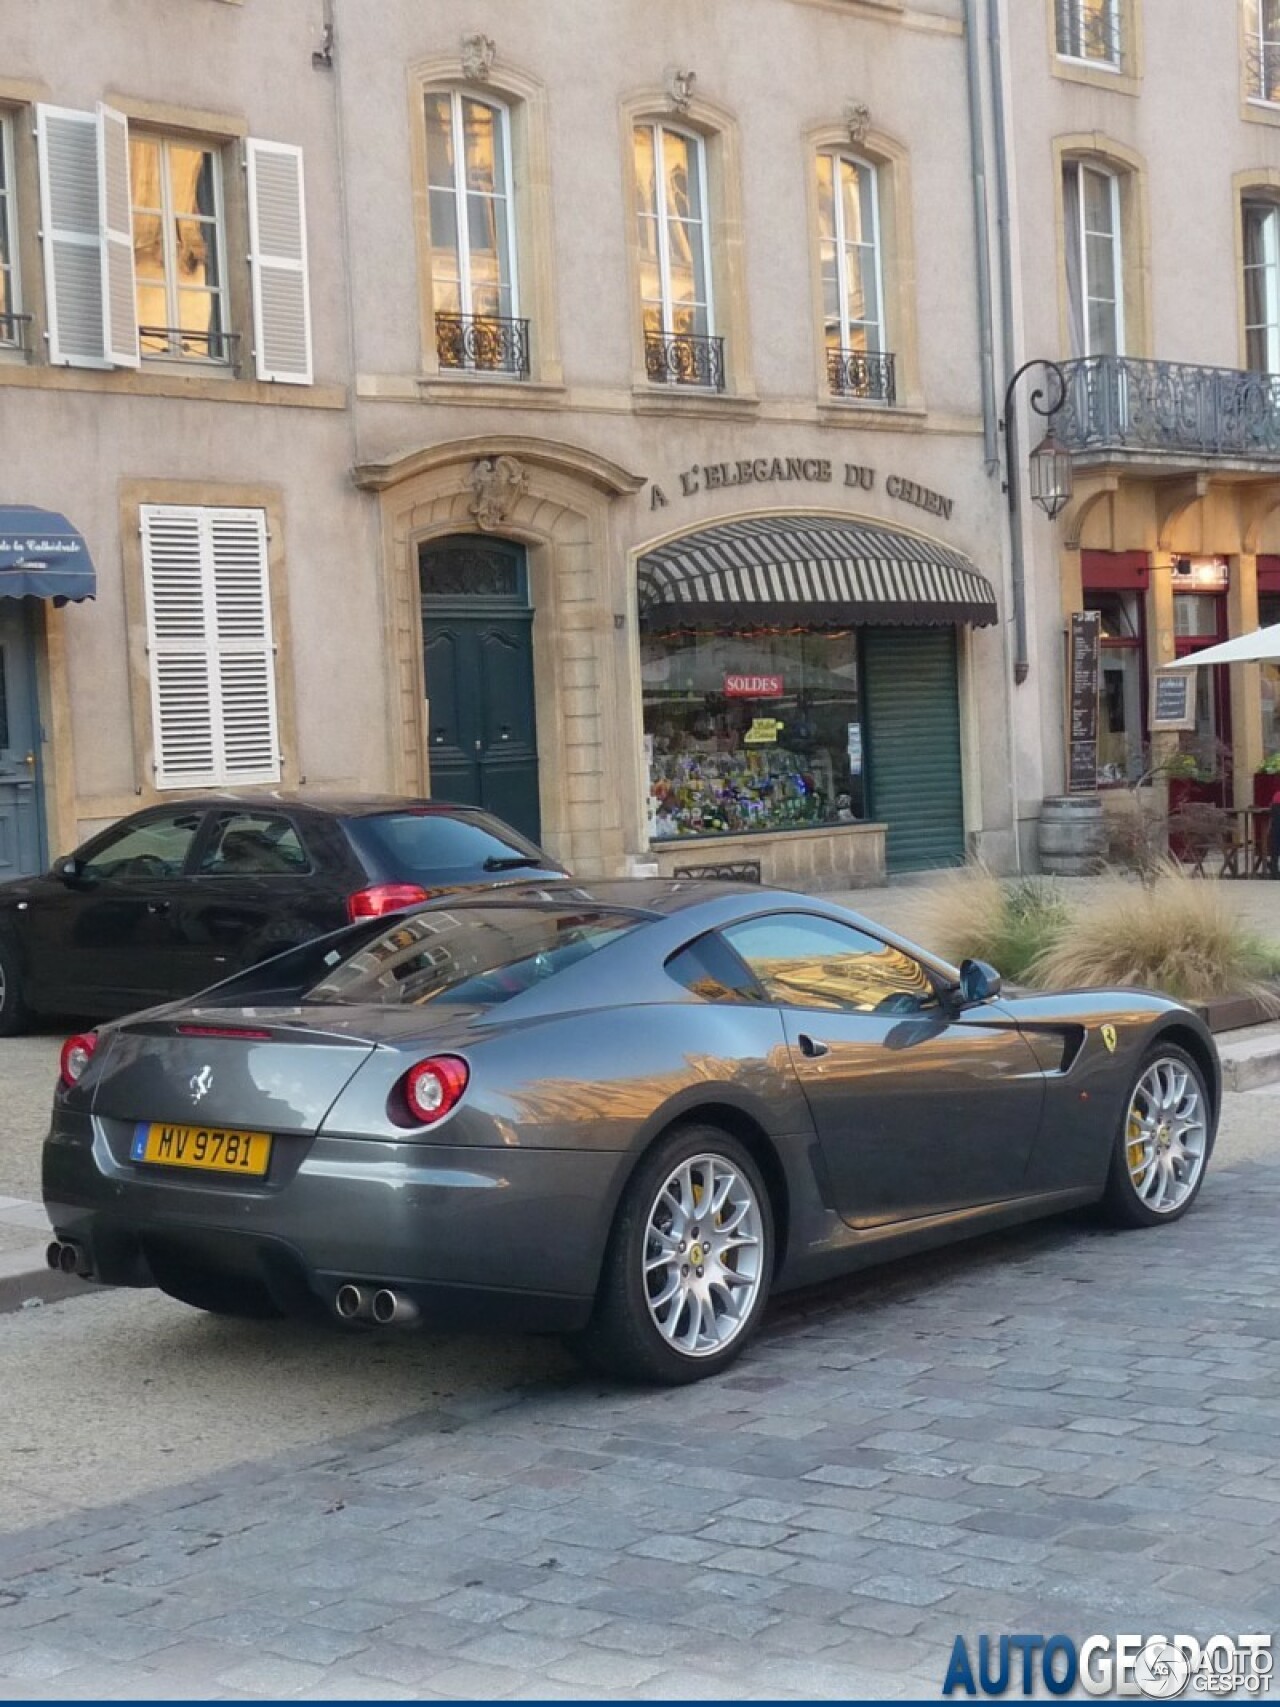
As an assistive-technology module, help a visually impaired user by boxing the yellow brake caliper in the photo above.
[1127,1110,1144,1177]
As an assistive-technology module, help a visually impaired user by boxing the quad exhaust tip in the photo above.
[334,1283,370,1321]
[45,1239,91,1278]
[371,1288,419,1326]
[334,1282,419,1326]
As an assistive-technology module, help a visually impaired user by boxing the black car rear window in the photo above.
[304,906,640,1008]
[346,811,555,883]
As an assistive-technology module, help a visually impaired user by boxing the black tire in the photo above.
[148,1253,283,1320]
[1101,1042,1213,1229]
[572,1124,774,1385]
[0,934,30,1038]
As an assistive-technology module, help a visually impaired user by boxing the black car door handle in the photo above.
[146,900,171,915]
[797,1033,830,1059]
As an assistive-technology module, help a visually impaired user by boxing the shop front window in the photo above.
[642,629,864,839]
[1086,590,1144,784]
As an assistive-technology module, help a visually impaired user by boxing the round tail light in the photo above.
[59,1033,98,1088]
[403,1055,469,1126]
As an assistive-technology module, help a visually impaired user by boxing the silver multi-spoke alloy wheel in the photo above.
[1123,1055,1208,1214]
[642,1151,765,1358]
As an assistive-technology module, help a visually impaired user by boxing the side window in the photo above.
[80,812,203,881]
[666,933,765,1004]
[723,912,938,1014]
[198,812,310,876]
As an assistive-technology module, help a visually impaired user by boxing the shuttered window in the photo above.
[141,506,281,790]
[36,105,311,382]
[246,139,312,384]
[0,113,22,347]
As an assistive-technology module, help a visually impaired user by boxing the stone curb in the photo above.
[1221,1044,1280,1093]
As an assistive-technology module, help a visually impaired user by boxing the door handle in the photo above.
[146,900,171,915]
[797,1033,830,1059]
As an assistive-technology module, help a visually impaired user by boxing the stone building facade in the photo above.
[1,0,1030,888]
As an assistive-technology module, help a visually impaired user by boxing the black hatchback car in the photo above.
[0,794,567,1032]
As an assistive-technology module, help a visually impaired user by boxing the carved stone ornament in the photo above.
[844,100,872,147]
[467,455,528,531]
[667,67,697,114]
[461,32,496,81]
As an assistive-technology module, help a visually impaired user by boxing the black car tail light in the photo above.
[347,883,433,921]
[59,1033,98,1088]
[397,1055,470,1127]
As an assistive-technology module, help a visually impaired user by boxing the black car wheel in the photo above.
[148,1252,283,1321]
[574,1124,774,1385]
[0,935,30,1038]
[1102,1042,1212,1228]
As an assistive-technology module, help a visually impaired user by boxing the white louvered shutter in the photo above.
[207,510,280,782]
[246,139,312,384]
[35,105,108,367]
[142,507,280,789]
[97,104,139,368]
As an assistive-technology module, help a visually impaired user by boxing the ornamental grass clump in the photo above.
[910,866,1070,983]
[1028,864,1280,1008]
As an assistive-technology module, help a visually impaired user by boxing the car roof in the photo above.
[128,793,495,821]
[411,877,807,918]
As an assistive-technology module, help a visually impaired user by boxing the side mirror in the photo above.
[958,958,1002,1006]
[55,856,84,885]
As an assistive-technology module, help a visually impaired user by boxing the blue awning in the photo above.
[0,506,97,604]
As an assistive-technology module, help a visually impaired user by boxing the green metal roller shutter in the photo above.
[863,626,965,873]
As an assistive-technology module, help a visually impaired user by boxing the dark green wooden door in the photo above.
[863,627,965,873]
[421,539,541,843]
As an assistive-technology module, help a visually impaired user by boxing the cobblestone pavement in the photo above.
[1,1144,1278,1700]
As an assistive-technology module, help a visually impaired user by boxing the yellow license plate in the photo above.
[131,1122,272,1177]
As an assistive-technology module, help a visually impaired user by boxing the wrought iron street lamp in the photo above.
[1003,358,1073,520]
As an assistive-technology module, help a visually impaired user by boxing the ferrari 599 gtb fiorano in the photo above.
[44,882,1219,1384]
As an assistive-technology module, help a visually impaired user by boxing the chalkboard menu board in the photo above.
[1151,670,1195,730]
[1067,610,1102,794]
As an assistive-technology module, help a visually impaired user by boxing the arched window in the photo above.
[425,89,524,375]
[816,150,891,401]
[1063,160,1125,357]
[633,122,718,388]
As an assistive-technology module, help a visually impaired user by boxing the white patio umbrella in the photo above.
[1156,622,1280,668]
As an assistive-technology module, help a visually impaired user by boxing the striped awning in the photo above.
[637,515,997,631]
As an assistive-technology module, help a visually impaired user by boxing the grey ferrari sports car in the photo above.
[44,880,1219,1384]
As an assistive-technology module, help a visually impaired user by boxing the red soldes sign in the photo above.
[724,674,784,698]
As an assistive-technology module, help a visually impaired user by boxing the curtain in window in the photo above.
[1063,165,1086,359]
[1244,202,1280,374]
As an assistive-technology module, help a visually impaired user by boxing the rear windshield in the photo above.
[304,906,640,1008]
[347,811,558,882]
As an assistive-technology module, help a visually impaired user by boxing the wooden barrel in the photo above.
[1038,795,1106,876]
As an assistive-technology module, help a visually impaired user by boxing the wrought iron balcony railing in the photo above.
[435,313,530,378]
[644,329,725,392]
[1058,356,1280,462]
[826,348,897,405]
[0,311,33,355]
[139,325,239,363]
